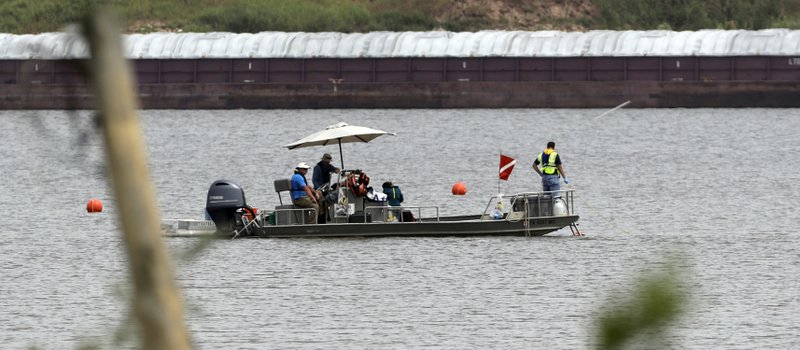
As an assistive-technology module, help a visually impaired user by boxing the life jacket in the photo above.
[383,186,403,206]
[347,172,370,197]
[537,150,559,175]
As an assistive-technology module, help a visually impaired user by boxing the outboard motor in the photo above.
[205,180,254,234]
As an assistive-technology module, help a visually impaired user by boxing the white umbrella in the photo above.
[284,122,395,169]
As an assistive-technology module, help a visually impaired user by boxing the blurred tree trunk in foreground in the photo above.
[83,8,192,350]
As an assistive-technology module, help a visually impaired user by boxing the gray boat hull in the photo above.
[220,215,579,238]
[165,189,582,238]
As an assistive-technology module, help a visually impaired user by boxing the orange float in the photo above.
[86,198,103,213]
[451,182,467,195]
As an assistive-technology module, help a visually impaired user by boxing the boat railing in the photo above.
[270,207,318,225]
[364,205,440,223]
[482,189,576,220]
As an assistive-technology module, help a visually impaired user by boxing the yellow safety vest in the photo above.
[537,151,559,175]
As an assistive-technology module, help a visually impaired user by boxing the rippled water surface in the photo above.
[1,109,799,349]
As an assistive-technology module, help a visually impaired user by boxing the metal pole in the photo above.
[338,138,345,169]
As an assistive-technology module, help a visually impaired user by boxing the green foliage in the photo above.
[1,0,800,33]
[362,0,446,31]
[594,0,799,30]
[0,0,100,33]
[191,0,373,33]
[595,267,686,350]
[371,11,436,32]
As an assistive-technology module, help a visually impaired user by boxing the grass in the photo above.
[0,0,799,34]
[594,0,800,30]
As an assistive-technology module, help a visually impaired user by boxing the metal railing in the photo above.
[364,205,440,223]
[482,190,575,220]
[270,207,318,225]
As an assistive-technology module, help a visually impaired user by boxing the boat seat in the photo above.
[274,178,318,224]
[274,179,292,205]
[274,179,298,224]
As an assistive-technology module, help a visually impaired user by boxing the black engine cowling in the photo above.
[205,180,253,233]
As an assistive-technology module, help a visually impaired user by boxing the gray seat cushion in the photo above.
[274,179,292,193]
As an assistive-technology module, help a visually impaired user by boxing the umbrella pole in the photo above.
[338,139,345,170]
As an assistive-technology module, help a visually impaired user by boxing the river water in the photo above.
[1,108,798,349]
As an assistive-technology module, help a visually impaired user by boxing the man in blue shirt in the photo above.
[291,162,321,224]
[532,141,570,195]
[312,153,340,190]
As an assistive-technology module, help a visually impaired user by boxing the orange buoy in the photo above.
[86,198,103,213]
[451,182,467,195]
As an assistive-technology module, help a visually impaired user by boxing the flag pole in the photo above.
[497,150,501,195]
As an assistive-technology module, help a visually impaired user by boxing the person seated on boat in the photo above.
[312,153,340,191]
[382,181,404,221]
[382,181,404,206]
[291,162,322,224]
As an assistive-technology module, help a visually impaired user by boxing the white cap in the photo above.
[296,162,311,169]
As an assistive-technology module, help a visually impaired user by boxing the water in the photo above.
[1,109,798,349]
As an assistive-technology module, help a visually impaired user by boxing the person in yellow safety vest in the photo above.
[532,141,570,195]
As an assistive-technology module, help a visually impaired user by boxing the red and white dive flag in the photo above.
[499,154,516,181]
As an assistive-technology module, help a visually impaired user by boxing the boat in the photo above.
[161,122,580,238]
[161,177,581,238]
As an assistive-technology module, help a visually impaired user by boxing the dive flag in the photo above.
[499,154,516,180]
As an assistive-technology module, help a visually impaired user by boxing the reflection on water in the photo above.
[1,109,799,349]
